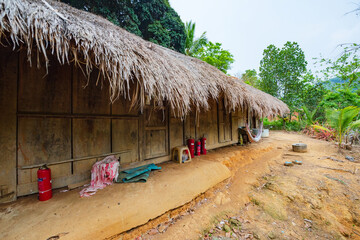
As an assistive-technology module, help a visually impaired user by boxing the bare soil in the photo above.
[128,131,360,240]
[1,131,359,240]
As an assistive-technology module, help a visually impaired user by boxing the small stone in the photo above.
[345,156,355,162]
[147,228,158,235]
[268,232,277,239]
[223,224,231,232]
[225,232,231,238]
[229,218,241,227]
[253,232,260,239]
[158,223,169,233]
[345,145,352,150]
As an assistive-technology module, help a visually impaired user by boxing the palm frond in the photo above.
[325,106,360,147]
[302,106,317,125]
[312,125,332,132]
[350,119,360,129]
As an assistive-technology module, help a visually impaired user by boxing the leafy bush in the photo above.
[303,123,335,141]
[263,118,305,131]
[285,120,305,132]
[312,106,360,148]
[263,118,284,130]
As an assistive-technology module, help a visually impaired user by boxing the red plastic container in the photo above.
[37,166,52,201]
[195,140,201,156]
[201,137,207,155]
[187,139,195,158]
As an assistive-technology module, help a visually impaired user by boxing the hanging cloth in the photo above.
[245,121,263,143]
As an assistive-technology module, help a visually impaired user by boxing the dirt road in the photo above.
[129,131,360,240]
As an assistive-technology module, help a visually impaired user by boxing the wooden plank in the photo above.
[170,117,184,150]
[73,118,111,158]
[112,119,139,164]
[0,47,18,202]
[144,106,168,160]
[72,158,96,175]
[16,171,90,196]
[207,140,238,150]
[67,180,89,190]
[150,130,167,157]
[73,67,110,115]
[184,113,196,140]
[17,169,31,185]
[218,100,225,143]
[111,82,138,116]
[17,117,72,167]
[232,114,239,142]
[144,108,167,127]
[145,131,152,159]
[18,51,71,113]
[224,113,232,141]
[21,150,130,169]
[145,126,167,131]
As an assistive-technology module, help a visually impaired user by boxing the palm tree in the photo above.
[313,106,360,149]
[184,21,208,57]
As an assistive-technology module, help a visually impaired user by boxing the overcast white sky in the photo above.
[169,0,360,76]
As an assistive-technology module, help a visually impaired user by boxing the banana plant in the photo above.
[312,106,360,149]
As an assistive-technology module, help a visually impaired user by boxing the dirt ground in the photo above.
[125,131,360,240]
[1,131,360,240]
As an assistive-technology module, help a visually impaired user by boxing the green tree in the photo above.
[259,42,307,113]
[298,71,327,120]
[61,0,186,53]
[319,47,360,89]
[184,21,208,57]
[315,46,360,116]
[319,88,360,109]
[197,42,235,73]
[241,69,260,88]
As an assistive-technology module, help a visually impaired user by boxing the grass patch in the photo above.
[263,202,288,221]
[249,196,261,206]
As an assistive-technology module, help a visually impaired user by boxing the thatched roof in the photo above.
[0,0,289,117]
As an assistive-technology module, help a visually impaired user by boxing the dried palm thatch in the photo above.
[232,77,289,118]
[0,0,289,117]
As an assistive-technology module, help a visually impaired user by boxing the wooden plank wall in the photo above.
[0,47,17,202]
[198,99,219,147]
[15,51,141,196]
[0,47,249,200]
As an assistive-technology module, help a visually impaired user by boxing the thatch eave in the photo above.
[0,0,289,117]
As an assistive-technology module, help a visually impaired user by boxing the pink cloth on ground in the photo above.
[80,155,119,197]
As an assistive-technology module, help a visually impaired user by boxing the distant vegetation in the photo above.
[184,21,234,73]
[61,0,186,53]
[255,44,360,150]
[62,0,235,73]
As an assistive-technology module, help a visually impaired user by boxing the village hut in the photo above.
[0,0,289,202]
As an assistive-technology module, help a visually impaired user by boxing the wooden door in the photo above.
[218,100,232,143]
[144,106,168,159]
